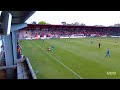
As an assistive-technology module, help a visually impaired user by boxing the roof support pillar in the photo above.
[11,24,27,64]
[3,33,14,66]
[12,31,17,64]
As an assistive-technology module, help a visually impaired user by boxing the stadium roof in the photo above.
[20,24,120,30]
[1,11,35,24]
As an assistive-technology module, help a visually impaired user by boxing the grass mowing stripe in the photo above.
[31,40,83,79]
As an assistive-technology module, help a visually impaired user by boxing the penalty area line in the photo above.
[31,41,83,79]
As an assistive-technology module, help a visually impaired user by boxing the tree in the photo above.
[74,22,79,26]
[32,21,37,24]
[61,22,66,25]
[80,23,86,26]
[38,21,47,25]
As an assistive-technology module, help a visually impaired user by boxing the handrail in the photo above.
[0,65,17,70]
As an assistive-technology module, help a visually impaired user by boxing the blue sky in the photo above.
[25,11,120,26]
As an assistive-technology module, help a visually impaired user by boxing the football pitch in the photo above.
[20,37,120,79]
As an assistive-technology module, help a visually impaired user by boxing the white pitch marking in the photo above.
[31,41,83,79]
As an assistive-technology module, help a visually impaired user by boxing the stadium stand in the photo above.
[18,24,120,39]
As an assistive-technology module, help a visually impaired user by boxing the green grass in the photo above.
[20,37,120,79]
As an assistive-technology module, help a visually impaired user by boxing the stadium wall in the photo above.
[111,36,120,38]
[60,36,86,38]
